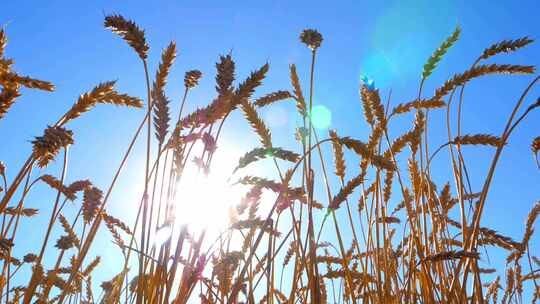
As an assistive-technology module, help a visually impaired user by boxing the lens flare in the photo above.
[310,105,332,129]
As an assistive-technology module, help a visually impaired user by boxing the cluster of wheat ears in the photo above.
[0,14,540,304]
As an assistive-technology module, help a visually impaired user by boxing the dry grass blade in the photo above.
[422,26,461,79]
[289,64,306,116]
[480,37,534,60]
[254,90,293,107]
[430,64,535,102]
[240,100,272,149]
[104,14,148,60]
[452,134,503,147]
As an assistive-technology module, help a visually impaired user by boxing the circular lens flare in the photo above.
[310,105,332,129]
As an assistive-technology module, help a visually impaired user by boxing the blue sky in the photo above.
[1,0,540,300]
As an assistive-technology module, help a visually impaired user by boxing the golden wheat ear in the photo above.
[215,54,235,97]
[254,90,293,107]
[240,99,272,149]
[452,134,503,147]
[522,201,540,249]
[152,87,171,146]
[329,174,363,210]
[154,41,176,92]
[339,137,396,171]
[32,126,74,168]
[60,81,142,125]
[480,37,534,60]
[391,99,446,116]
[289,64,307,117]
[0,72,54,92]
[104,14,148,61]
[0,86,21,120]
[234,63,269,105]
[152,43,177,146]
[234,147,299,173]
[329,130,346,179]
[58,214,80,249]
[0,29,7,57]
[430,64,535,103]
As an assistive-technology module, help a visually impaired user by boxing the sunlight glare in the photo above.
[173,145,243,238]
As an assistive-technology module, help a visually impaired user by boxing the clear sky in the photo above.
[1,0,539,300]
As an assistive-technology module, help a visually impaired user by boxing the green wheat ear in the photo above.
[422,26,461,80]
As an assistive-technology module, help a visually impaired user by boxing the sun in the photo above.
[170,143,245,242]
[150,141,275,250]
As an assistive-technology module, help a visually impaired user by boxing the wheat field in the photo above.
[0,12,540,304]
